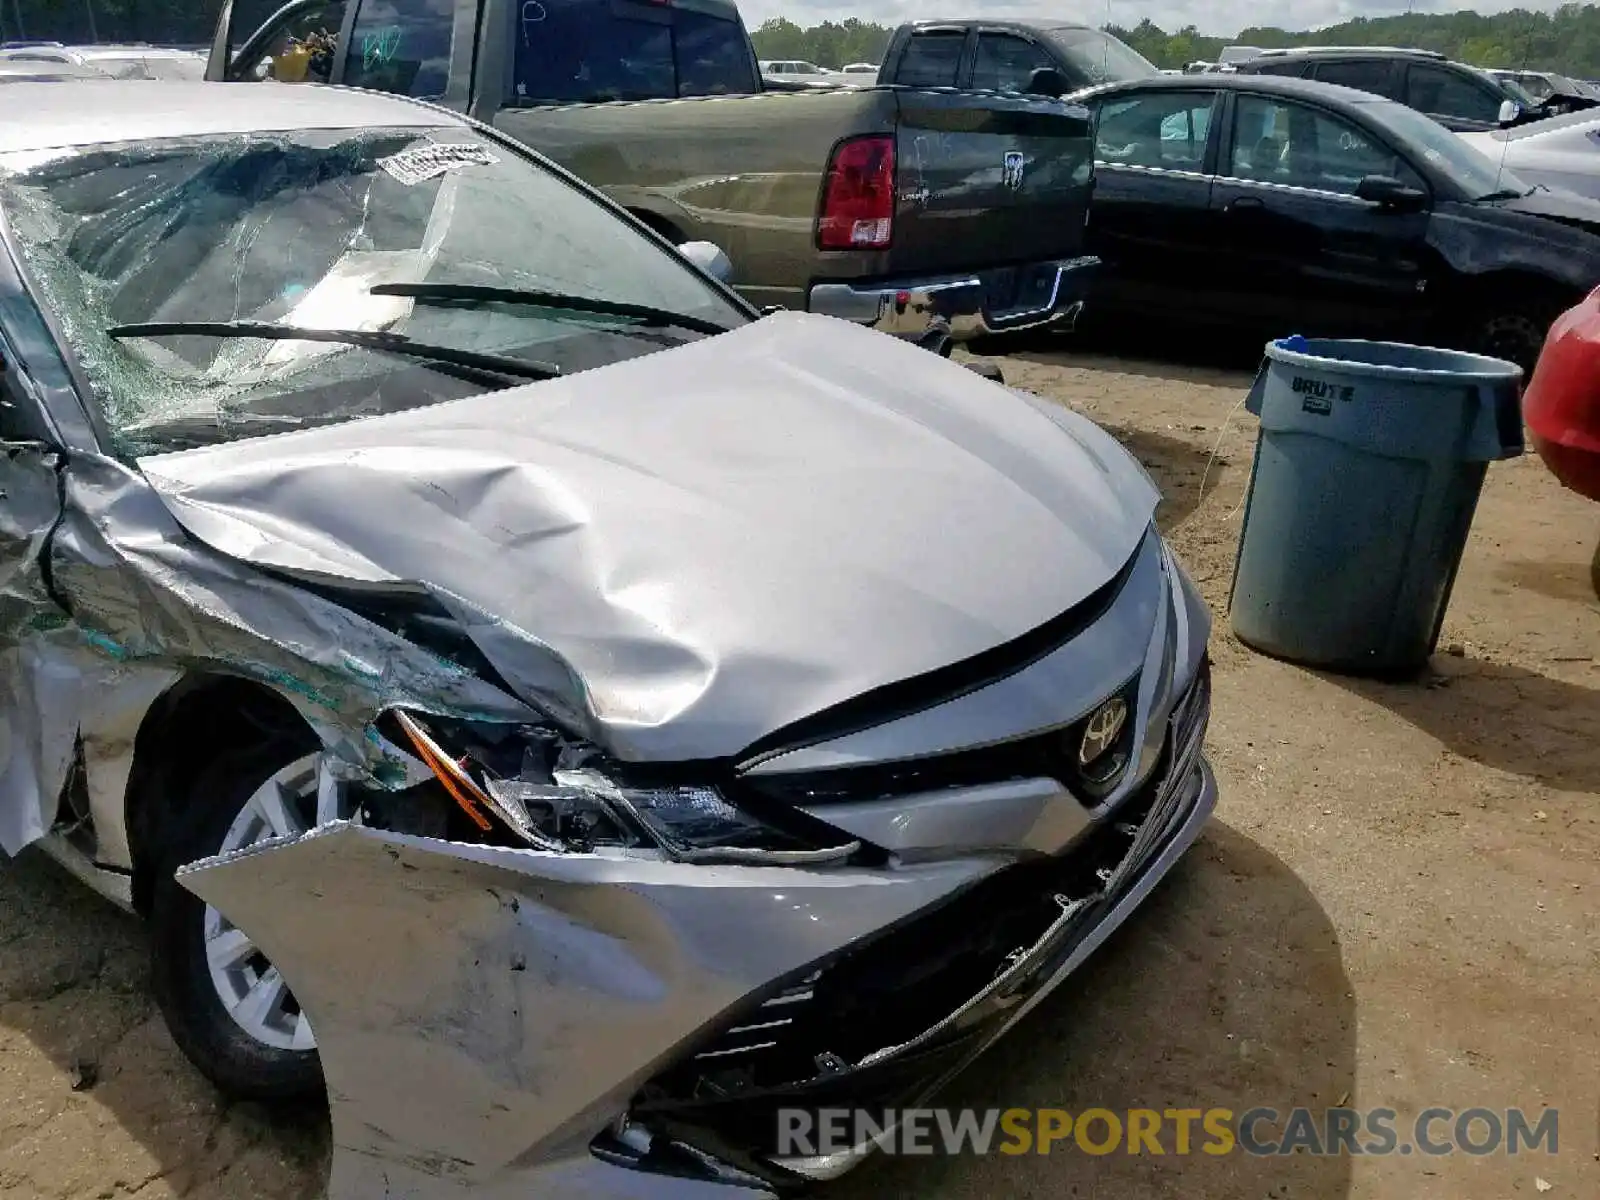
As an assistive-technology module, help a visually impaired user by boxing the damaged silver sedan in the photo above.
[0,82,1216,1198]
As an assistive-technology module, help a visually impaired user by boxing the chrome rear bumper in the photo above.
[807,256,1099,342]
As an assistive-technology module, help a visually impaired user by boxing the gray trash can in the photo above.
[1228,336,1524,675]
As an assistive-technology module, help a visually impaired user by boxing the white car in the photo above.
[1459,109,1600,203]
[0,58,109,82]
[0,42,205,80]
[759,59,839,86]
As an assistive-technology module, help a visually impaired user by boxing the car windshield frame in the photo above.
[1361,97,1531,199]
[0,123,753,460]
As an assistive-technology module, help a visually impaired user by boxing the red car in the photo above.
[1523,288,1600,595]
[1525,287,1600,501]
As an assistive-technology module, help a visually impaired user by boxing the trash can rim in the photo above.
[1265,337,1524,385]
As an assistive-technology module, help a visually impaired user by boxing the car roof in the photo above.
[908,19,1095,33]
[0,82,460,154]
[0,60,106,79]
[74,45,203,59]
[1248,45,1447,60]
[1073,73,1387,107]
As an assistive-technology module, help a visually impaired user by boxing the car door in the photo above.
[1084,87,1224,317]
[1402,61,1507,132]
[1207,91,1433,339]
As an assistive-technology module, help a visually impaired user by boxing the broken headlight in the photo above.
[371,711,859,865]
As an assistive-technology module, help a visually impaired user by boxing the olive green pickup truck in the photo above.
[205,0,1099,342]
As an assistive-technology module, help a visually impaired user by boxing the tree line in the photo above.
[750,7,1600,78]
[0,0,222,45]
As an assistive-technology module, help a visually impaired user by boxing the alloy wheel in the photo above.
[202,752,340,1053]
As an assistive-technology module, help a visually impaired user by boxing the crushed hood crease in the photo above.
[137,313,1157,761]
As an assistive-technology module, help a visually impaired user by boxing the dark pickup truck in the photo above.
[876,19,1161,97]
[205,0,1100,343]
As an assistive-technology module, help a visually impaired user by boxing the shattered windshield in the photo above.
[0,126,749,458]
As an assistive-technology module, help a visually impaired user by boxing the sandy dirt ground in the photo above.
[2,337,1597,1200]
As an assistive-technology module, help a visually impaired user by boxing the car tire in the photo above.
[148,737,325,1102]
[1467,293,1564,376]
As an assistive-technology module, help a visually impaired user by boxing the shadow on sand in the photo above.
[0,850,329,1197]
[1323,655,1600,795]
[828,822,1355,1200]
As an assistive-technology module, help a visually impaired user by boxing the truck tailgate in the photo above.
[885,89,1094,289]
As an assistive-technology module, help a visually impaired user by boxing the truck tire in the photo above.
[148,739,325,1101]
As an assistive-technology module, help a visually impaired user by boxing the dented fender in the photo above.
[1429,200,1600,294]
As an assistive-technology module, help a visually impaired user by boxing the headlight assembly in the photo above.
[375,710,859,865]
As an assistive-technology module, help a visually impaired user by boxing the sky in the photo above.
[735,0,1574,40]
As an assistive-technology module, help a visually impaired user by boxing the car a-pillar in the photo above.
[627,209,687,245]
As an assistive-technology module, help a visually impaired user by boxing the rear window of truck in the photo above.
[512,0,757,103]
[893,31,965,88]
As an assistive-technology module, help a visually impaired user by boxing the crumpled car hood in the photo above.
[137,312,1156,762]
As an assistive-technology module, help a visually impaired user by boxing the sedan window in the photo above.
[1406,63,1502,124]
[1095,90,1214,171]
[1229,96,1423,195]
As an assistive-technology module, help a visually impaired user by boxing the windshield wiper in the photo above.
[1477,187,1530,201]
[369,282,734,337]
[104,320,562,380]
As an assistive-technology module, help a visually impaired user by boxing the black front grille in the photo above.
[741,671,1141,809]
[637,797,1154,1120]
[634,661,1213,1165]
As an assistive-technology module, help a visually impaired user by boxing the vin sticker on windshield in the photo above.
[378,144,500,186]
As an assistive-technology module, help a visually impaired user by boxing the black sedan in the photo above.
[1071,74,1600,370]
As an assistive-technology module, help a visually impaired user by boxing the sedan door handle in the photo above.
[1225,196,1265,213]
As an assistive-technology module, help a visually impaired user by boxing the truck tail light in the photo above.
[817,134,895,251]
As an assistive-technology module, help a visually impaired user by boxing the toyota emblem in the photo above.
[1078,696,1129,768]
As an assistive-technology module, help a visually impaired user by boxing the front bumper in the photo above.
[634,662,1214,1187]
[807,256,1099,342]
[176,657,1212,1200]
